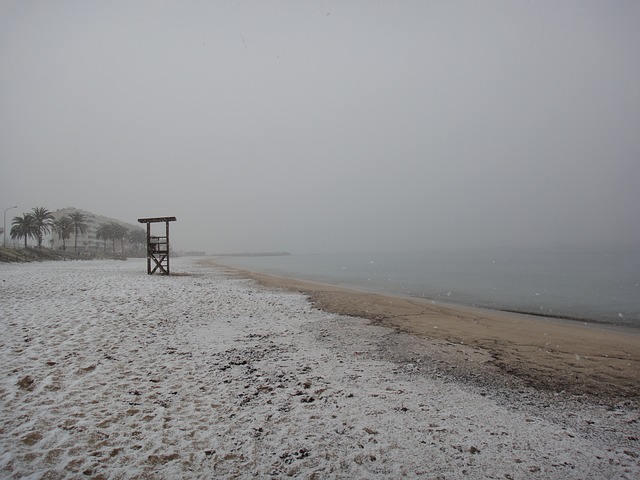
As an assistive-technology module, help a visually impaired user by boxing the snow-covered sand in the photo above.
[1,258,638,479]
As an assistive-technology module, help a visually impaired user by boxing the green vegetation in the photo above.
[0,245,91,263]
[2,206,147,263]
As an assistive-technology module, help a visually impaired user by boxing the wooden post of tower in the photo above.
[137,216,177,275]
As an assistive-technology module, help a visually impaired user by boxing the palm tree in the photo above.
[95,223,111,253]
[128,228,147,254]
[10,213,37,248]
[52,216,74,251]
[96,222,124,254]
[68,211,90,253]
[31,207,54,248]
[109,222,127,253]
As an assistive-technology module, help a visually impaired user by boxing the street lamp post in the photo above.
[3,205,18,247]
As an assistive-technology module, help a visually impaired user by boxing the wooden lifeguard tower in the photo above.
[137,216,176,275]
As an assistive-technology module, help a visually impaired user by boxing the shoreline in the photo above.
[206,260,640,400]
[209,251,640,329]
[3,258,639,478]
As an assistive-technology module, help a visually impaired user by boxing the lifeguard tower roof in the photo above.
[137,217,177,224]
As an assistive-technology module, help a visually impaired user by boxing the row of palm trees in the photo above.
[9,207,146,254]
[9,207,58,249]
[96,221,147,254]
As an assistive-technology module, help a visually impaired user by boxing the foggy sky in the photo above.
[1,1,639,254]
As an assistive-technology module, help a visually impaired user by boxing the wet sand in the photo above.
[218,264,640,400]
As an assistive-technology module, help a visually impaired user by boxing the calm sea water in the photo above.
[215,246,640,328]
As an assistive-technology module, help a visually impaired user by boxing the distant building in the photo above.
[50,208,144,253]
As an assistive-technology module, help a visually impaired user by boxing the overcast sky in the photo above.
[1,1,638,254]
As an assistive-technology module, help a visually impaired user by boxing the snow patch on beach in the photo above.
[1,259,638,479]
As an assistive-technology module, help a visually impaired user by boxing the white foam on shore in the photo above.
[1,258,638,478]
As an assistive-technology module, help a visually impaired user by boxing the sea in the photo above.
[214,246,640,329]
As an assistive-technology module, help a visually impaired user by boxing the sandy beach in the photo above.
[1,258,639,479]
[235,267,640,400]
